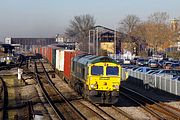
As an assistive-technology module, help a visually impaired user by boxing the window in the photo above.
[91,66,103,75]
[106,66,119,76]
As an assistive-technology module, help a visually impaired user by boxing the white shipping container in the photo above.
[56,49,60,71]
[56,49,75,71]
[59,50,65,71]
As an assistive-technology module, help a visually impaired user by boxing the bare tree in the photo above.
[134,12,174,51]
[119,15,140,34]
[148,12,169,24]
[66,14,95,52]
[118,15,141,54]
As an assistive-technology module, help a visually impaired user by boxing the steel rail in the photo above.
[0,77,8,120]
[111,106,135,120]
[119,91,165,120]
[75,100,106,120]
[88,101,117,120]
[39,60,87,120]
[34,61,65,120]
[121,86,180,120]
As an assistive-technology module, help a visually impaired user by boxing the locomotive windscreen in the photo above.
[91,66,103,75]
[106,66,119,76]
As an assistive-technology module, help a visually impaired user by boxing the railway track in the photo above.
[34,60,86,120]
[120,86,180,120]
[0,75,34,119]
[40,59,136,120]
[0,77,8,120]
[111,105,135,120]
[71,100,107,120]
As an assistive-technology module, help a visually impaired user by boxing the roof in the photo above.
[73,54,117,66]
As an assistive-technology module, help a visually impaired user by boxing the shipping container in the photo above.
[64,50,79,80]
[45,47,49,62]
[38,47,40,53]
[55,49,75,72]
[42,47,45,57]
[43,47,46,58]
[52,48,57,66]
[39,47,43,54]
[48,47,53,64]
[59,50,65,71]
[56,49,60,70]
[35,48,39,53]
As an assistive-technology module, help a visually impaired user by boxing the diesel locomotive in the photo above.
[35,46,122,104]
[69,54,121,104]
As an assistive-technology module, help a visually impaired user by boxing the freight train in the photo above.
[34,46,122,104]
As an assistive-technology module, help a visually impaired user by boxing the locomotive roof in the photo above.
[73,54,117,65]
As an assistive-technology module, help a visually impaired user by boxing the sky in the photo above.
[0,0,180,42]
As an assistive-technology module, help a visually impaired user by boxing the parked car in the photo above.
[136,58,149,66]
[135,67,154,73]
[148,59,159,68]
[115,59,124,64]
[158,60,166,68]
[122,65,136,69]
[131,57,139,65]
[163,62,173,69]
[131,66,139,71]
[171,76,180,81]
[146,69,159,74]
[123,59,131,65]
[153,69,180,76]
[169,63,180,70]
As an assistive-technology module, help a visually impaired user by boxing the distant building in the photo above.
[100,32,116,54]
[169,18,180,51]
[4,37,56,52]
[170,18,179,31]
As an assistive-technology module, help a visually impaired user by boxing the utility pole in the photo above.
[88,30,91,54]
[96,28,99,56]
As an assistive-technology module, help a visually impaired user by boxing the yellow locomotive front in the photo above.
[71,54,121,104]
[86,62,121,104]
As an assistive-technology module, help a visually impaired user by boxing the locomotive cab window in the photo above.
[91,66,103,75]
[106,66,119,76]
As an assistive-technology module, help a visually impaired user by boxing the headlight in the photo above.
[90,82,98,89]
[90,84,95,88]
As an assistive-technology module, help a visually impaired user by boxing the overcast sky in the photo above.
[0,0,180,42]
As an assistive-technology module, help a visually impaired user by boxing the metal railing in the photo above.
[125,69,180,96]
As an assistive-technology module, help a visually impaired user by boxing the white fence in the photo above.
[126,69,180,96]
